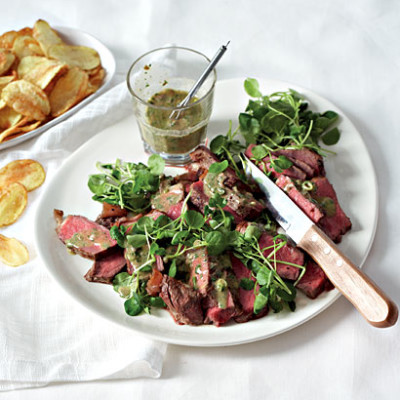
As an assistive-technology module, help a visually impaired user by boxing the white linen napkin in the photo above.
[0,83,167,391]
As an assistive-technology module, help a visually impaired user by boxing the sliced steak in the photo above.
[204,289,236,326]
[276,175,324,223]
[203,254,240,326]
[188,145,239,188]
[54,209,117,259]
[151,182,185,220]
[190,181,209,212]
[160,276,204,325]
[186,246,210,295]
[245,144,325,179]
[296,259,330,299]
[274,147,325,177]
[245,144,307,181]
[190,179,264,224]
[311,177,352,243]
[84,250,126,284]
[258,233,304,281]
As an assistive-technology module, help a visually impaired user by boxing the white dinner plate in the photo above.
[0,25,116,150]
[34,78,378,347]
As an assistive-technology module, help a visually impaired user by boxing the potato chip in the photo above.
[48,44,100,70]
[0,106,23,129]
[0,75,16,91]
[0,234,29,267]
[0,182,27,227]
[0,159,45,191]
[0,30,18,49]
[1,79,50,121]
[18,56,67,90]
[0,99,6,110]
[49,67,88,117]
[0,116,30,143]
[0,49,15,76]
[33,19,63,56]
[12,35,44,59]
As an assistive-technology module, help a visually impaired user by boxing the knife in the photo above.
[243,154,398,328]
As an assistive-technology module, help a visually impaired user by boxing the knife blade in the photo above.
[243,154,398,328]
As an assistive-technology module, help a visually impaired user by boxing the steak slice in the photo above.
[160,276,204,325]
[203,254,240,326]
[311,177,352,243]
[245,144,325,179]
[276,175,324,223]
[188,145,240,188]
[151,182,185,220]
[274,147,325,177]
[190,180,264,224]
[204,289,236,327]
[186,246,210,296]
[54,209,117,259]
[258,233,304,281]
[245,144,307,181]
[296,259,330,299]
[230,254,257,322]
[84,251,126,284]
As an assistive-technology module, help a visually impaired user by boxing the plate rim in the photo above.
[0,24,116,150]
[33,77,378,347]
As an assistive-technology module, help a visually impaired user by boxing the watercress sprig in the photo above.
[87,154,165,213]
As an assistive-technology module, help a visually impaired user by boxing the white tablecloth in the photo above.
[1,0,399,399]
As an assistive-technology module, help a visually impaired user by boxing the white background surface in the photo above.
[1,0,399,399]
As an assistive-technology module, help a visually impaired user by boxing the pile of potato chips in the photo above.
[0,19,105,144]
[0,159,45,267]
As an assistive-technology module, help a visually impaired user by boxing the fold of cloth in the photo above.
[0,83,167,391]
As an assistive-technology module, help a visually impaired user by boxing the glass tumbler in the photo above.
[127,46,216,165]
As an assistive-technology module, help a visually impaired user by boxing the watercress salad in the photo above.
[106,160,305,317]
[210,78,341,173]
[87,154,165,213]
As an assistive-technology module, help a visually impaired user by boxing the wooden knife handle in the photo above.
[298,225,398,328]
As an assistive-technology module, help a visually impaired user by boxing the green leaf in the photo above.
[209,193,227,208]
[273,155,293,171]
[256,267,273,286]
[321,127,340,145]
[149,296,166,308]
[110,225,127,248]
[124,294,144,316]
[261,112,288,133]
[127,234,147,248]
[210,135,227,154]
[87,174,107,195]
[208,160,229,174]
[205,231,227,256]
[113,272,133,298]
[322,110,338,121]
[171,230,190,245]
[244,78,262,98]
[154,215,171,228]
[244,224,262,241]
[254,292,268,314]
[239,113,253,131]
[149,242,165,256]
[277,283,297,302]
[135,216,155,233]
[168,259,177,277]
[250,145,268,160]
[183,210,205,229]
[148,154,165,175]
[239,278,255,290]
[268,296,284,313]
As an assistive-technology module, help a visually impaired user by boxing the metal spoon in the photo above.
[169,41,230,120]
